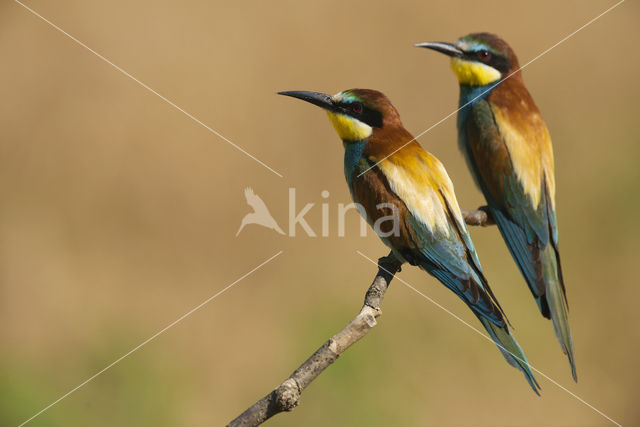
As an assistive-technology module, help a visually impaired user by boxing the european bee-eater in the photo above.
[417,33,576,380]
[278,88,540,393]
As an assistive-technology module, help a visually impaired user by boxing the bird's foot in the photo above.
[378,253,402,273]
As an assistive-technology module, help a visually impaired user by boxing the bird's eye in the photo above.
[352,103,363,113]
[476,50,492,61]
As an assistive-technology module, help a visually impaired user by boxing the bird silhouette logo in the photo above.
[236,187,285,236]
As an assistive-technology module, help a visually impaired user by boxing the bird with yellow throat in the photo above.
[278,88,540,393]
[416,33,576,381]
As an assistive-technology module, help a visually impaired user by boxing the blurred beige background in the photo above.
[1,0,639,425]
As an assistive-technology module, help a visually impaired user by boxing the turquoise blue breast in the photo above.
[343,140,368,199]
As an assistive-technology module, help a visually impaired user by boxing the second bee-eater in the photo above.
[278,88,540,393]
[417,33,576,380]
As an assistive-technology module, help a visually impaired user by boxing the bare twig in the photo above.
[227,253,402,426]
[227,207,493,426]
[462,206,494,226]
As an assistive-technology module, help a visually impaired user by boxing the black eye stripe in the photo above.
[465,49,511,74]
[338,102,383,128]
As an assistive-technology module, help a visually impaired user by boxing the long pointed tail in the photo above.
[478,316,541,395]
[491,205,577,381]
[542,245,577,381]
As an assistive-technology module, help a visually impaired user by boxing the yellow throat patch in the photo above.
[450,57,501,86]
[326,111,373,141]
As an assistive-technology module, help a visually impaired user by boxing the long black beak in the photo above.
[414,42,463,58]
[277,91,336,112]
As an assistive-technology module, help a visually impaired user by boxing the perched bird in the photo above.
[416,33,576,380]
[236,187,285,236]
[279,88,540,393]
